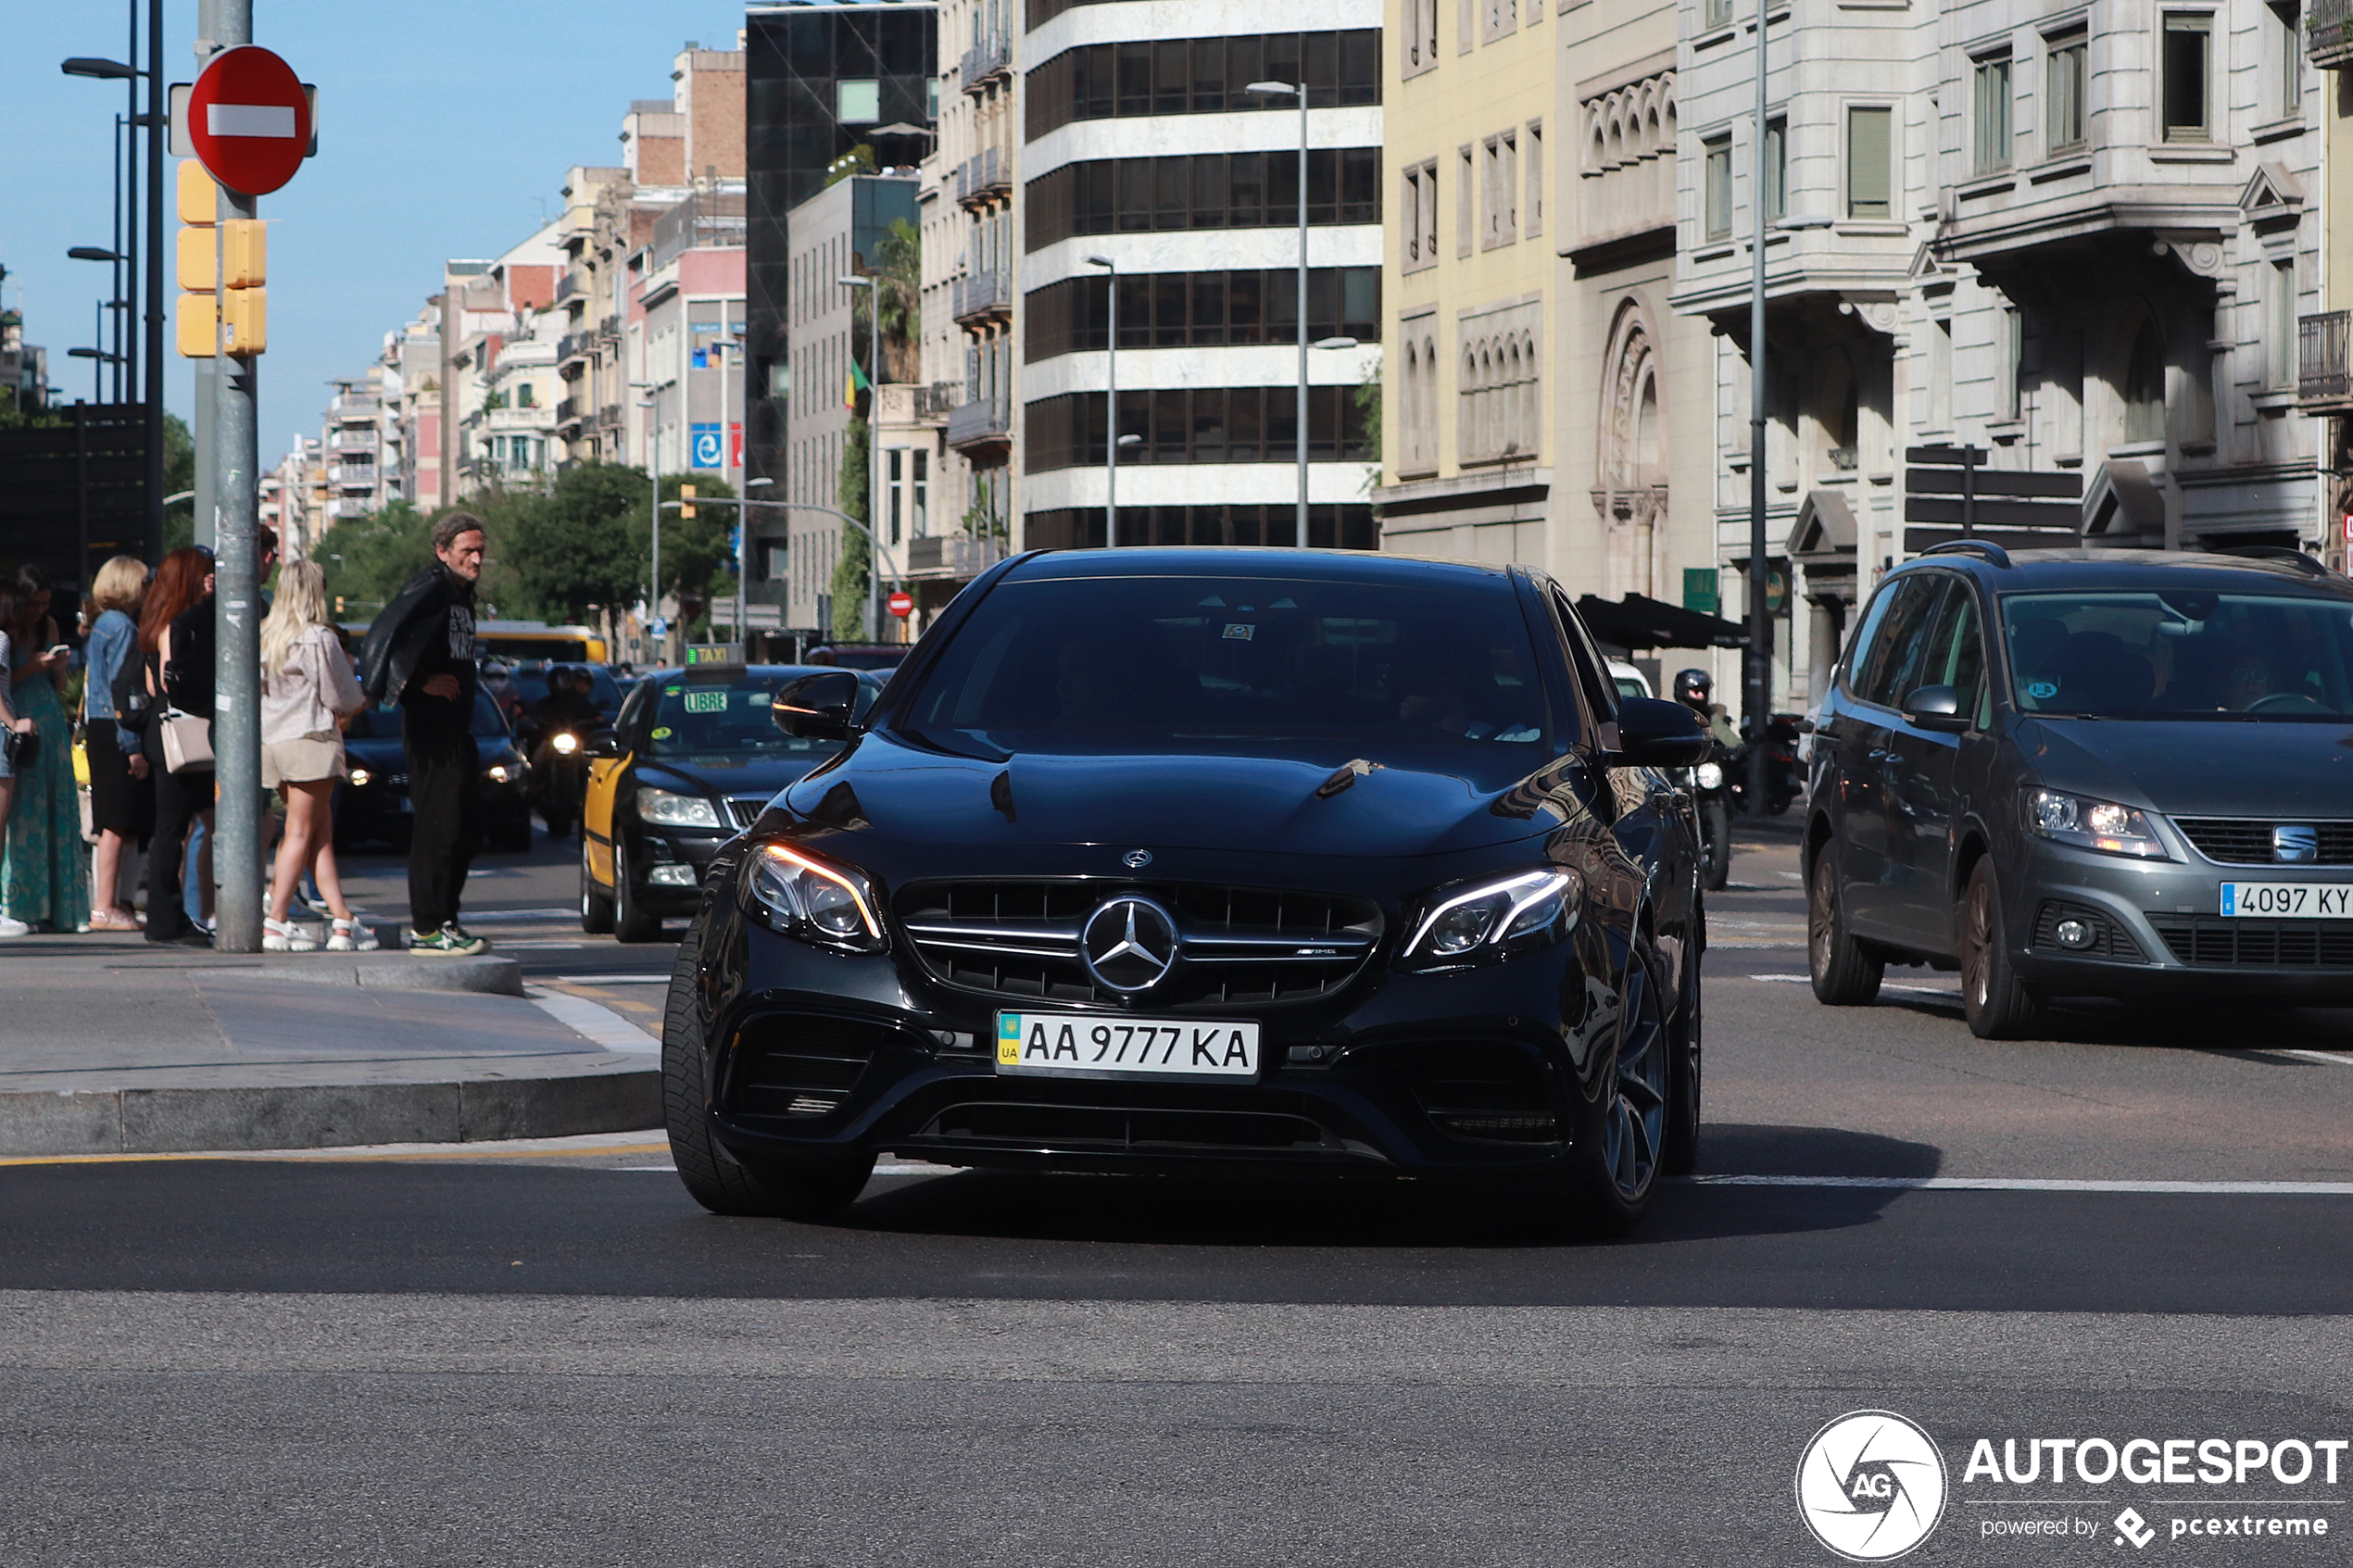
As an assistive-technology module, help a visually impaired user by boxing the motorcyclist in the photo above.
[1674,668,1741,753]
[528,665,604,734]
[480,660,524,730]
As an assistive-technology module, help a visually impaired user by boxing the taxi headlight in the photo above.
[636,787,721,829]
[743,842,887,953]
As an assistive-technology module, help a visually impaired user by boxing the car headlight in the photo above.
[636,786,722,829]
[2023,788,2171,859]
[550,731,580,756]
[1694,761,1724,790]
[1399,868,1582,972]
[744,842,887,953]
[486,763,512,784]
[346,767,371,788]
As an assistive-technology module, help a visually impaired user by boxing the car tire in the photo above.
[1699,799,1732,892]
[1662,922,1703,1177]
[663,925,876,1221]
[1808,850,1883,1006]
[1558,939,1670,1236]
[613,839,662,944]
[579,839,615,935]
[1959,859,2046,1040]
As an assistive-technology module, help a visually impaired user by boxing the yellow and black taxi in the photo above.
[580,663,884,941]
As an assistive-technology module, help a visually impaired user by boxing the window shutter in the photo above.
[1847,107,1893,219]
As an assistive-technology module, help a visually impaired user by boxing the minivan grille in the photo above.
[2173,818,2353,866]
[895,879,1383,1010]
[2148,917,2353,970]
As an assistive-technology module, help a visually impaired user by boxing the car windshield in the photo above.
[645,675,846,759]
[2004,590,2353,719]
[346,691,512,741]
[897,572,1556,782]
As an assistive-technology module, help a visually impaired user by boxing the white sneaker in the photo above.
[0,917,28,938]
[327,917,380,953]
[262,918,318,953]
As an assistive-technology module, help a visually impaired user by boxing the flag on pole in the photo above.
[844,356,870,409]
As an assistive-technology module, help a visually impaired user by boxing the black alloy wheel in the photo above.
[1959,859,2046,1040]
[1662,922,1703,1177]
[1699,798,1732,892]
[1807,849,1883,1005]
[579,838,615,935]
[613,837,661,944]
[1564,940,1670,1236]
[662,923,877,1220]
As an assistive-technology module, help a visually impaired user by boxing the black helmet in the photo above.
[1673,668,1713,704]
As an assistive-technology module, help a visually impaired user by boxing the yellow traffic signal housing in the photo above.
[680,483,697,520]
[176,292,218,358]
[177,227,216,292]
[176,158,217,227]
[220,287,266,357]
[220,220,265,289]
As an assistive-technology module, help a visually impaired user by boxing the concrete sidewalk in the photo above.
[0,931,662,1157]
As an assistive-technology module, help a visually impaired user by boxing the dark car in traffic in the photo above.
[660,547,1712,1232]
[579,664,883,942]
[1805,544,2353,1037]
[335,690,533,852]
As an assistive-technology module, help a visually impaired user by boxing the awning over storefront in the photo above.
[1575,593,1750,652]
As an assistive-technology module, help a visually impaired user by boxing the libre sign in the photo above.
[186,46,311,197]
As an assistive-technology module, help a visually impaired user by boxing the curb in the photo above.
[252,952,524,997]
[0,1065,660,1158]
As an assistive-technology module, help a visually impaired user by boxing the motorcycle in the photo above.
[1689,750,1734,892]
[529,724,590,840]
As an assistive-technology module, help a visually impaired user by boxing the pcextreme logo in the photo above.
[1796,1410,1951,1562]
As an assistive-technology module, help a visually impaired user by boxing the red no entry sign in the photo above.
[886,590,915,618]
[187,45,311,197]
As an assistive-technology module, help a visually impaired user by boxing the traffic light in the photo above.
[680,483,696,521]
[334,596,346,617]
[174,160,216,358]
[174,159,266,358]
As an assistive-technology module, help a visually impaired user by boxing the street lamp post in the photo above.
[1246,79,1311,548]
[837,274,881,641]
[631,380,662,663]
[1085,256,1118,546]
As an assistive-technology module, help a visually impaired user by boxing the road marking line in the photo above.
[1688,1174,2353,1195]
[0,1138,670,1168]
[2285,1049,2353,1068]
[554,973,671,985]
[619,1162,946,1176]
[523,985,659,1054]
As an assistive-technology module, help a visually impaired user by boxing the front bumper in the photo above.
[700,919,1612,1181]
[2007,836,2353,1000]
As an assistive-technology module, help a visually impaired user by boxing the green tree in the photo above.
[315,501,436,621]
[161,414,195,553]
[497,462,736,625]
[831,415,871,641]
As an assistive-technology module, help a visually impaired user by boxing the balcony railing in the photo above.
[917,382,963,419]
[556,395,583,428]
[905,533,1006,579]
[2298,310,2353,409]
[595,403,623,431]
[557,332,589,367]
[946,396,1013,452]
[328,498,371,521]
[2310,0,2353,67]
[952,269,1013,323]
[961,31,1012,94]
[333,432,377,456]
[555,270,584,307]
[955,145,1009,208]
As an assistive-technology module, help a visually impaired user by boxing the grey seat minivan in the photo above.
[1805,542,2353,1037]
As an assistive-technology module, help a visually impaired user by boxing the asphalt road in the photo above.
[7,827,2350,1566]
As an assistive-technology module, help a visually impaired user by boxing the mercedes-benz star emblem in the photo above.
[1123,848,1153,869]
[1081,896,1178,994]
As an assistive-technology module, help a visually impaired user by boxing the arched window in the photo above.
[1633,368,1659,478]
[2123,317,2166,444]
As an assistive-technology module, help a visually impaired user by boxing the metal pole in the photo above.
[191,2,221,553]
[1743,0,1770,818]
[1104,263,1117,546]
[731,344,746,646]
[649,407,661,664]
[112,113,125,404]
[211,0,262,953]
[863,282,880,641]
[1295,84,1309,549]
[144,0,164,557]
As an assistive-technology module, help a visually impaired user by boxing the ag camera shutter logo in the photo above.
[1795,1410,1949,1562]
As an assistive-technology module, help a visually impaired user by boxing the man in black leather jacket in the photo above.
[359,513,487,956]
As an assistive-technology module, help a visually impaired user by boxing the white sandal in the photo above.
[327,916,380,952]
[263,917,318,953]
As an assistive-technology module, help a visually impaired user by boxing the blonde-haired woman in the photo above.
[258,560,372,952]
[82,555,154,931]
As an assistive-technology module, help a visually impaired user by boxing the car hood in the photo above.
[779,732,1567,858]
[638,752,837,802]
[2016,718,2353,817]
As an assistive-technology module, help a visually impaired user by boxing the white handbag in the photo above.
[159,709,214,774]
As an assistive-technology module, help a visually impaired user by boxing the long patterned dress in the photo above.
[3,652,91,931]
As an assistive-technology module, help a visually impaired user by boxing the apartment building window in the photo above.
[1972,53,2013,174]
[1703,136,1732,241]
[2045,30,2087,153]
[1483,132,1518,247]
[2003,306,2025,419]
[1764,117,1786,221]
[1482,0,1517,44]
[837,79,880,123]
[2273,2,2304,116]
[1403,164,1441,270]
[2163,14,2211,142]
[1459,0,1476,55]
[1025,31,1382,135]
[1457,145,1477,255]
[2271,261,2297,386]
[1025,385,1375,470]
[1705,0,1734,29]
[912,447,928,535]
[887,449,905,544]
[1407,0,1440,73]
[1026,267,1381,359]
[1846,107,1894,219]
[2123,319,2167,442]
[1024,151,1382,247]
[1526,122,1544,237]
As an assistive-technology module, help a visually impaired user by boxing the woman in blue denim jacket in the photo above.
[81,556,153,931]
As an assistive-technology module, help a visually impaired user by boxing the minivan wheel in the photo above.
[1808,852,1883,1005]
[1959,859,2046,1040]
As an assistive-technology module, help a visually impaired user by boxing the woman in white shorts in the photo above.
[258,560,373,952]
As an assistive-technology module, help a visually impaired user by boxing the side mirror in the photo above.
[774,670,862,740]
[1901,684,1970,734]
[585,729,622,759]
[1611,696,1714,769]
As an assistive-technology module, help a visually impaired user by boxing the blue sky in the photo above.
[1,1,749,470]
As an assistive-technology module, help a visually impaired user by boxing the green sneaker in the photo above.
[409,923,489,957]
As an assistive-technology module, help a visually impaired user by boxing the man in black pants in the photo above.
[359,513,488,955]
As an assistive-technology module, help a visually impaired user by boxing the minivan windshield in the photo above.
[899,573,1557,783]
[2004,590,2353,719]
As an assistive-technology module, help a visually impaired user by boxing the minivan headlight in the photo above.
[637,786,722,829]
[1399,869,1582,972]
[2023,788,2171,859]
[744,842,887,953]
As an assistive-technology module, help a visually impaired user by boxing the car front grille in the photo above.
[2172,818,2353,865]
[724,797,768,831]
[895,879,1384,1010]
[2148,917,2353,970]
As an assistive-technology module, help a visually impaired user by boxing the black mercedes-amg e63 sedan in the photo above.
[661,547,1712,1232]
